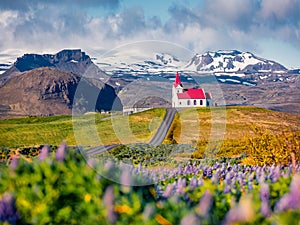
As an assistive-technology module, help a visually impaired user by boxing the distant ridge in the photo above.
[0,49,109,86]
[0,50,121,118]
[0,67,121,118]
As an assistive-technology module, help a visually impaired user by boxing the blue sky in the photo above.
[0,0,299,68]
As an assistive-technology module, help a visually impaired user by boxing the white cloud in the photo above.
[0,0,299,67]
[260,0,298,21]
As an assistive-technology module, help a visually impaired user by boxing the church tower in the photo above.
[172,72,183,107]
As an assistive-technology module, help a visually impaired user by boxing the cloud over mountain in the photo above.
[0,0,299,67]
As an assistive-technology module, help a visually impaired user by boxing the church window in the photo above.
[194,100,197,105]
[187,100,190,105]
[200,100,203,105]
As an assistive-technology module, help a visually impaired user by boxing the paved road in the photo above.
[85,108,177,156]
[148,108,177,146]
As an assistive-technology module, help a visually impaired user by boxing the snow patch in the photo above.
[260,75,268,80]
[242,82,256,86]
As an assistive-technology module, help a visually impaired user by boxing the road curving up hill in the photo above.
[148,108,177,146]
[85,108,177,156]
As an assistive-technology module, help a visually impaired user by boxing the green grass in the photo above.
[0,108,166,148]
[1,106,299,161]
[165,106,300,158]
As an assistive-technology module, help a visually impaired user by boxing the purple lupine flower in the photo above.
[55,142,67,161]
[120,168,132,193]
[258,172,266,184]
[237,172,244,187]
[120,168,132,186]
[275,174,300,212]
[267,165,280,183]
[261,202,271,217]
[184,164,193,175]
[180,213,199,225]
[0,193,20,225]
[205,168,213,178]
[232,164,238,172]
[260,183,269,201]
[225,173,232,186]
[178,164,183,174]
[197,190,212,216]
[177,178,186,195]
[190,177,199,188]
[275,194,292,212]
[223,184,231,194]
[163,184,174,198]
[213,162,219,170]
[284,166,292,178]
[103,186,116,224]
[39,145,49,161]
[223,196,254,225]
[290,174,300,196]
[260,183,271,217]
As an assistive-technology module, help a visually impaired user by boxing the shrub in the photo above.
[243,129,300,166]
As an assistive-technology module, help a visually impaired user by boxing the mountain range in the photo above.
[94,49,289,74]
[0,49,299,118]
[185,50,287,73]
[0,49,109,86]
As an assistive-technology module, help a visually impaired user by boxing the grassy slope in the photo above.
[0,108,166,148]
[165,106,300,157]
[1,106,299,159]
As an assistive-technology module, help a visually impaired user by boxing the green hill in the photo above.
[1,106,299,164]
[0,108,166,149]
[165,106,300,161]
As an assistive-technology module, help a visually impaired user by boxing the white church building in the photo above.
[172,72,212,108]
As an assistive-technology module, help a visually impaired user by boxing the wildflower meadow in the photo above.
[0,143,300,224]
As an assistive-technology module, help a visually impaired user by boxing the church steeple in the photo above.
[174,71,182,87]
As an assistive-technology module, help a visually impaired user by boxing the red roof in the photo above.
[174,71,182,87]
[177,88,206,99]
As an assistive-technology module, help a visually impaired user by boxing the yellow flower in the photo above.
[84,194,92,202]
[114,205,132,214]
[18,198,31,208]
[155,214,172,225]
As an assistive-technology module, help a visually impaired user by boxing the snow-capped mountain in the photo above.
[93,49,288,77]
[94,52,186,75]
[185,50,287,73]
[90,49,294,88]
[0,48,290,78]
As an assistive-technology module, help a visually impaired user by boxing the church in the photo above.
[172,72,212,108]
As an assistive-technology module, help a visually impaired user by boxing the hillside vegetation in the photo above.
[1,143,300,224]
[1,106,299,165]
[165,106,300,162]
[0,108,166,149]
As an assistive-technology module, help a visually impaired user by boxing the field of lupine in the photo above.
[1,143,300,225]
